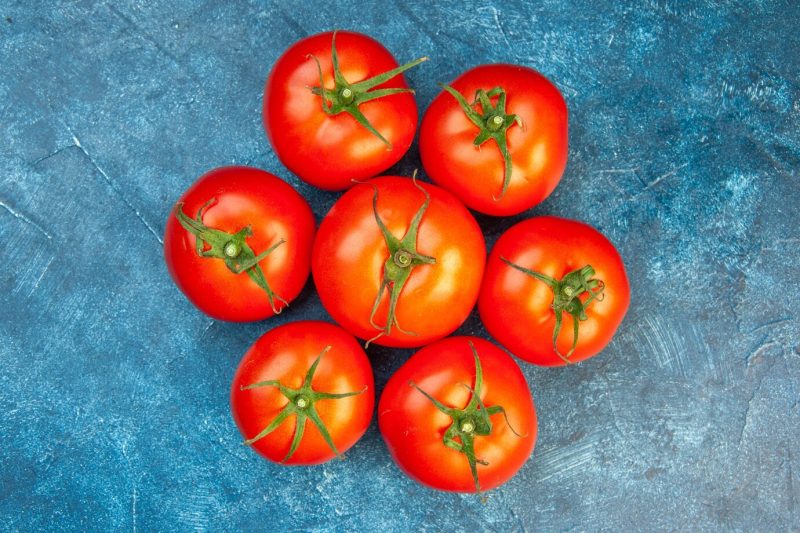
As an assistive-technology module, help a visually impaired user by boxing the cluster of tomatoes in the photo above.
[163,31,630,496]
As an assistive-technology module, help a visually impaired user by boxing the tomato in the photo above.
[419,64,568,216]
[312,176,485,348]
[264,31,425,190]
[479,216,630,366]
[378,336,536,494]
[230,321,374,465]
[163,166,315,322]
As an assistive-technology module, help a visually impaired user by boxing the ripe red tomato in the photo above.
[312,176,485,348]
[163,166,315,322]
[420,64,568,216]
[479,216,630,366]
[230,321,374,465]
[264,31,425,190]
[379,336,536,494]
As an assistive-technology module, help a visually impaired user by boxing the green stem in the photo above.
[365,172,436,347]
[239,345,367,462]
[307,31,428,148]
[500,258,606,363]
[440,84,523,200]
[410,341,522,499]
[174,201,288,314]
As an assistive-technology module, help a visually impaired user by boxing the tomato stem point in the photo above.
[307,31,426,148]
[240,345,365,462]
[393,249,413,267]
[174,201,288,314]
[500,257,606,363]
[365,176,437,346]
[224,241,240,258]
[439,84,523,201]
[409,341,522,498]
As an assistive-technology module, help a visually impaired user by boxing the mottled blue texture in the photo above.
[1,1,798,531]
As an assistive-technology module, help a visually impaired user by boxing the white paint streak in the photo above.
[132,486,138,533]
[535,432,600,482]
[490,7,513,50]
[28,255,55,296]
[759,238,800,254]
[738,393,756,446]
[0,199,54,239]
[691,322,732,385]
[637,315,692,378]
[646,162,689,189]
[597,167,640,174]
[119,439,140,532]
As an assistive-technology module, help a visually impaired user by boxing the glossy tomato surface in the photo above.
[230,321,374,465]
[163,166,315,322]
[479,216,630,366]
[312,176,485,348]
[420,64,568,216]
[379,336,537,492]
[264,31,418,190]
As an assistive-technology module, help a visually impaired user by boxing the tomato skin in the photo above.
[312,176,486,348]
[420,64,568,216]
[264,31,418,190]
[230,321,374,465]
[163,166,316,322]
[378,336,536,492]
[479,216,630,366]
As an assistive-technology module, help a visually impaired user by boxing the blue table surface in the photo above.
[2,1,798,531]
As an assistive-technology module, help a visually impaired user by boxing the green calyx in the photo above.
[174,199,288,314]
[501,258,606,363]
[240,345,367,462]
[366,173,436,346]
[440,84,523,200]
[410,341,522,499]
[308,31,428,147]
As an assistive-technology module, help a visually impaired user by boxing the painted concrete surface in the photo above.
[1,1,798,531]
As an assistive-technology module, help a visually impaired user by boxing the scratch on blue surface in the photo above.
[68,129,164,245]
[645,162,688,189]
[0,198,53,239]
[533,431,601,483]
[27,254,54,297]
[631,315,693,378]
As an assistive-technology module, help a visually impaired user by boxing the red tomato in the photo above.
[230,321,374,465]
[264,31,425,190]
[163,166,315,322]
[420,64,568,216]
[379,336,536,494]
[479,216,630,366]
[312,176,485,348]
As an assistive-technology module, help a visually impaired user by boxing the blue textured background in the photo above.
[2,1,798,531]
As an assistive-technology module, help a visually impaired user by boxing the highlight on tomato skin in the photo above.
[378,336,537,494]
[230,320,375,466]
[163,166,316,322]
[263,30,425,190]
[311,175,486,348]
[479,216,630,366]
[420,63,568,216]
